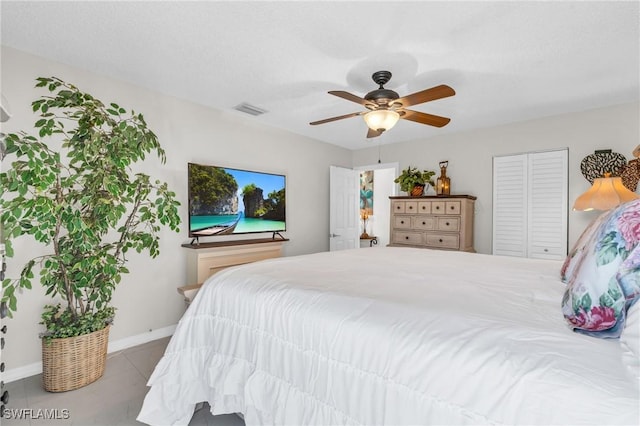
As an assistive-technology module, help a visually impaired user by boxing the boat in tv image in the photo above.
[188,163,286,239]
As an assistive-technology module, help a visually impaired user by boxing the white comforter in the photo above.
[138,248,639,425]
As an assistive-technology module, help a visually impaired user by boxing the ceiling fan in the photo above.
[310,71,455,138]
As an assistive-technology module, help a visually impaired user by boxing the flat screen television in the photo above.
[187,163,286,240]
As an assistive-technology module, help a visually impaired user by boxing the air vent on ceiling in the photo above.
[234,102,267,116]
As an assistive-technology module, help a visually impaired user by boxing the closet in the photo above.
[492,149,568,260]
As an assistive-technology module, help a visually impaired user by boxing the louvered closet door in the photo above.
[493,149,568,260]
[527,150,568,259]
[493,154,528,257]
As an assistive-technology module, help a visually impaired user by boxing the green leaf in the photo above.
[9,293,17,312]
[580,293,592,311]
[1,76,182,320]
[596,245,618,266]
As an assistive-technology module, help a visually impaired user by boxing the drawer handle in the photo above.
[450,206,455,210]
[544,248,548,252]
[400,220,405,224]
[439,239,443,243]
[405,236,409,240]
[409,206,413,210]
[422,221,426,225]
[421,206,426,210]
[436,206,440,210]
[446,222,450,226]
[397,206,401,209]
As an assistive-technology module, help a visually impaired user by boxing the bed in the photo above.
[138,202,640,426]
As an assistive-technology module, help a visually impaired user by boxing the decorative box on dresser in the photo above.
[389,195,476,252]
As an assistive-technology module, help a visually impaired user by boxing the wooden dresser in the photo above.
[389,195,476,252]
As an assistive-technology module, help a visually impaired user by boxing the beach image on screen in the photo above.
[188,163,286,236]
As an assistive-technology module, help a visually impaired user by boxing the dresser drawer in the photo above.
[417,201,431,214]
[426,234,460,249]
[392,200,406,214]
[393,216,412,229]
[393,231,424,245]
[404,201,418,214]
[413,216,435,230]
[436,217,460,231]
[431,201,445,213]
[445,201,461,215]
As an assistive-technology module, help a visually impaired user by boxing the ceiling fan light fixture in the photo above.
[363,109,400,132]
[311,71,455,138]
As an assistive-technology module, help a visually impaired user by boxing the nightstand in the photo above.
[177,283,202,306]
[178,238,288,307]
[359,236,378,248]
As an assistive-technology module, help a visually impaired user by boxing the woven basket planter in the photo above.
[41,325,110,392]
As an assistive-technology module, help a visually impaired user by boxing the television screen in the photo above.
[187,163,286,238]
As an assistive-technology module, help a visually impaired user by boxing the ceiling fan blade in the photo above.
[366,128,382,138]
[400,109,451,127]
[310,111,363,125]
[392,85,455,108]
[329,91,374,107]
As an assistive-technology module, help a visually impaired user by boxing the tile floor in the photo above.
[3,337,245,426]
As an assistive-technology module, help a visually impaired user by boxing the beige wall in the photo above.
[0,47,351,372]
[353,102,640,254]
[2,44,639,375]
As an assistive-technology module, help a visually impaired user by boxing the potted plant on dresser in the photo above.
[394,166,436,196]
[0,77,181,392]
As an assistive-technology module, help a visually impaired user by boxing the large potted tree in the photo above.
[0,77,181,392]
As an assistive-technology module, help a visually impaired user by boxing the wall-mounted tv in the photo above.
[187,163,286,240]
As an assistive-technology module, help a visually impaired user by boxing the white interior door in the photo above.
[329,166,359,251]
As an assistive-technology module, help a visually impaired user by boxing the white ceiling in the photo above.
[1,1,639,150]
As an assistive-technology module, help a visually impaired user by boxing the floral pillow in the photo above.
[620,300,639,380]
[560,209,615,283]
[562,199,640,338]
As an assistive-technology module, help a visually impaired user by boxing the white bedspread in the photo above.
[138,247,639,425]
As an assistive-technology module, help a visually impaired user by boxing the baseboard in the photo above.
[106,324,176,353]
[3,324,176,383]
[3,362,41,385]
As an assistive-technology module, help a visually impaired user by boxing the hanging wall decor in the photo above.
[621,159,640,192]
[360,170,374,216]
[580,150,627,184]
[620,145,640,192]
